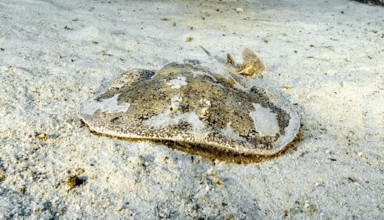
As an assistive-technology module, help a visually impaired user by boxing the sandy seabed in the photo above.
[0,0,383,219]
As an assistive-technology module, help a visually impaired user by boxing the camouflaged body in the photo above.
[80,60,300,157]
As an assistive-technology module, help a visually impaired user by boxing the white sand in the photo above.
[0,0,383,218]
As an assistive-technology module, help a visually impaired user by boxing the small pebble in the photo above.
[236,8,244,13]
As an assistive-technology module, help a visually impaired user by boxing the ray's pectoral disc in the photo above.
[80,50,300,161]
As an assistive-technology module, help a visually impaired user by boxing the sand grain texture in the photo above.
[0,0,383,219]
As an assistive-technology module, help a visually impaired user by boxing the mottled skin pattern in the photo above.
[80,50,300,159]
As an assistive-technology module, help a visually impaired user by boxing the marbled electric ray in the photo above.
[80,49,300,161]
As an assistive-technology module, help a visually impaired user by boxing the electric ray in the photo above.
[80,49,300,162]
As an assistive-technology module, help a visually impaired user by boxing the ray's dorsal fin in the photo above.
[236,48,265,76]
[199,46,247,90]
[226,53,236,66]
[198,46,267,89]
